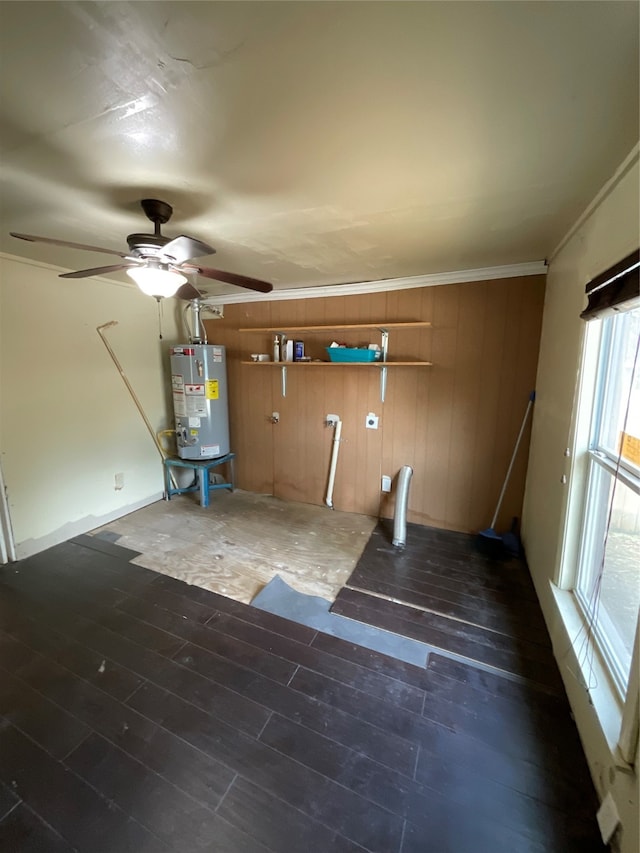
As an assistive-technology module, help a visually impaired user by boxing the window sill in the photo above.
[550,582,631,766]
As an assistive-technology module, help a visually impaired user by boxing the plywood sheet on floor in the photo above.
[93,490,376,604]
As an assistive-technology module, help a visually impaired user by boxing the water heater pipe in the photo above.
[186,299,207,344]
[392,465,413,548]
[325,417,342,509]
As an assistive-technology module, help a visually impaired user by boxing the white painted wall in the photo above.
[0,254,183,558]
[522,147,639,853]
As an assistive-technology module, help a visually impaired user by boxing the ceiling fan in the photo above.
[10,198,273,299]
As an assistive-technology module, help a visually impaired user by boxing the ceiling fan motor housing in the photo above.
[127,199,173,259]
[126,233,170,259]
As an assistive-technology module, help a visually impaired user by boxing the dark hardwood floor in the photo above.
[0,529,603,852]
[334,521,563,689]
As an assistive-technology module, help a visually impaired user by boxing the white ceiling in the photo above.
[1,1,638,299]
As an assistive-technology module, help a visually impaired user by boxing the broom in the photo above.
[478,391,536,555]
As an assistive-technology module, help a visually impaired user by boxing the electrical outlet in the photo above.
[114,472,124,491]
[326,414,339,426]
[366,412,379,429]
[381,475,391,493]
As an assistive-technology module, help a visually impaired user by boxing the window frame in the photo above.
[573,306,640,699]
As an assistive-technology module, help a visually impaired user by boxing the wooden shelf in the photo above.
[241,360,432,366]
[238,321,431,333]
[238,320,432,400]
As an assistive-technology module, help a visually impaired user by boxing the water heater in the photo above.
[170,344,230,459]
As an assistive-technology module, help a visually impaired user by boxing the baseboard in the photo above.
[13,492,165,560]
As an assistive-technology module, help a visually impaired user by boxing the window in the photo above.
[575,305,640,697]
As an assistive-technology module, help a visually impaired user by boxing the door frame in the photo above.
[0,459,17,563]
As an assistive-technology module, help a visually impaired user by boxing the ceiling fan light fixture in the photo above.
[126,265,187,298]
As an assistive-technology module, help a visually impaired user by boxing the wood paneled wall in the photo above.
[204,275,545,533]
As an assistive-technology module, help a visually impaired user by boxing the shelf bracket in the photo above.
[380,328,389,403]
[281,365,287,397]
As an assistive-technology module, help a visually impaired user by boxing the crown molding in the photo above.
[549,142,640,263]
[0,251,135,289]
[1,251,547,305]
[201,260,548,305]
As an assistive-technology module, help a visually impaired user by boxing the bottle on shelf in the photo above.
[284,339,294,361]
[273,335,281,362]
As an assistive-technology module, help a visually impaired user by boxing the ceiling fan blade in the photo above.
[10,232,128,258]
[175,281,207,301]
[59,263,136,279]
[162,235,215,265]
[185,265,273,294]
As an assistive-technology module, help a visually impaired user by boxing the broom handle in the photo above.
[490,392,535,530]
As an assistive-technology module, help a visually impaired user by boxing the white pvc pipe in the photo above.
[325,418,342,509]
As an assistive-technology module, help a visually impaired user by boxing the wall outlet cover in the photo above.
[366,412,379,429]
[596,792,620,844]
[381,475,392,492]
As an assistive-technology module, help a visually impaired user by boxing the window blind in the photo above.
[580,248,640,320]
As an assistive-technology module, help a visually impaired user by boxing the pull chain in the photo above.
[156,297,163,339]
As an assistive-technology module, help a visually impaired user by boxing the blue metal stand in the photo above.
[163,453,235,508]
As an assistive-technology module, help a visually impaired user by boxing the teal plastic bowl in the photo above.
[325,347,377,363]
